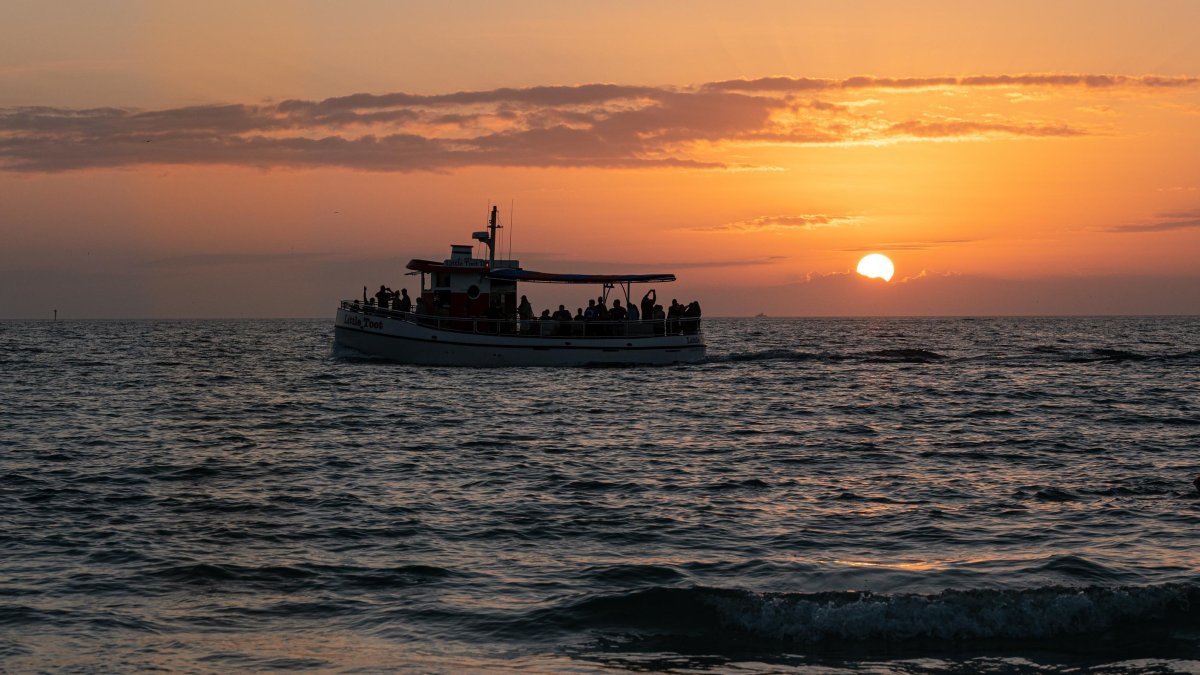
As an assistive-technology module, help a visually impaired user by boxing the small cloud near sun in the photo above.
[696,214,862,233]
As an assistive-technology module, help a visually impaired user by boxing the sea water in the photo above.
[2,317,1198,673]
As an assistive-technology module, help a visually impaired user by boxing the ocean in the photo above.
[2,317,1199,673]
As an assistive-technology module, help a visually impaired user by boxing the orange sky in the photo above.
[2,0,1199,317]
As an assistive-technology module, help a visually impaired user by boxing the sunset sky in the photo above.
[3,0,1199,317]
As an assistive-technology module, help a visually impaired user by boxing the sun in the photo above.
[856,253,895,281]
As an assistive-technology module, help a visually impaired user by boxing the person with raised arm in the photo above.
[640,289,656,324]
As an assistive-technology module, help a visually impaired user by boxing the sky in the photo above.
[2,0,1199,317]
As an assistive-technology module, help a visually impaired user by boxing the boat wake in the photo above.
[328,342,393,362]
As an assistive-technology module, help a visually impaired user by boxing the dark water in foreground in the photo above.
[2,317,1199,673]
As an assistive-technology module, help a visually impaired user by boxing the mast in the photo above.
[472,205,503,266]
[487,205,499,265]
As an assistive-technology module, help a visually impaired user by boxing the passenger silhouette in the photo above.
[667,299,682,334]
[640,289,656,323]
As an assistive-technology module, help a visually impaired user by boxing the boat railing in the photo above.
[340,300,701,337]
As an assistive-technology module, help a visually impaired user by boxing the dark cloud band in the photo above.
[1,73,1191,173]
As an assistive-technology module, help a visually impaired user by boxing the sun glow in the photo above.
[857,253,895,282]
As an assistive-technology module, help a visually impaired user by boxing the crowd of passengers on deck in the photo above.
[354,286,700,335]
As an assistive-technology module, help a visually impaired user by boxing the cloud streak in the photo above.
[1,72,1191,173]
[698,214,862,232]
[526,255,788,271]
[839,239,977,252]
[703,74,1198,93]
[1110,218,1200,233]
[1109,207,1200,233]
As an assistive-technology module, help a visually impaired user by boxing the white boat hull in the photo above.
[333,307,705,366]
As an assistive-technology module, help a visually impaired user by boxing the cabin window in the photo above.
[467,284,480,300]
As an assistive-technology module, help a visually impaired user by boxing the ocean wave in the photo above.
[709,349,821,363]
[533,584,1200,644]
[1027,555,1137,583]
[581,564,687,585]
[706,345,1200,367]
[145,562,463,591]
[1033,487,1081,502]
[708,348,949,364]
[861,348,948,363]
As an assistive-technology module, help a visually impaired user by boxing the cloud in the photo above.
[1,73,1188,173]
[839,239,976,252]
[1158,208,1200,219]
[698,214,861,232]
[1109,218,1200,233]
[650,256,788,269]
[276,84,665,112]
[1109,207,1200,232]
[884,119,1087,139]
[142,251,333,267]
[703,74,1198,93]
[1076,104,1117,115]
[522,255,788,271]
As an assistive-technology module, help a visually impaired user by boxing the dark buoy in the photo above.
[53,309,57,322]
[1194,475,1200,494]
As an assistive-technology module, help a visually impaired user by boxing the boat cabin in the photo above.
[407,244,520,318]
[405,207,521,318]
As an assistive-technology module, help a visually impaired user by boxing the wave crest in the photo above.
[548,584,1199,644]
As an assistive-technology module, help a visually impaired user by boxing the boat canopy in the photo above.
[486,269,675,285]
[406,259,487,273]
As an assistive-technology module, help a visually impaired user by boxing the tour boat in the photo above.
[333,207,705,366]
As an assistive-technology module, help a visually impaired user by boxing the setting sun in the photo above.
[857,254,895,282]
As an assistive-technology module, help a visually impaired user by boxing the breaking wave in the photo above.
[537,584,1200,644]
